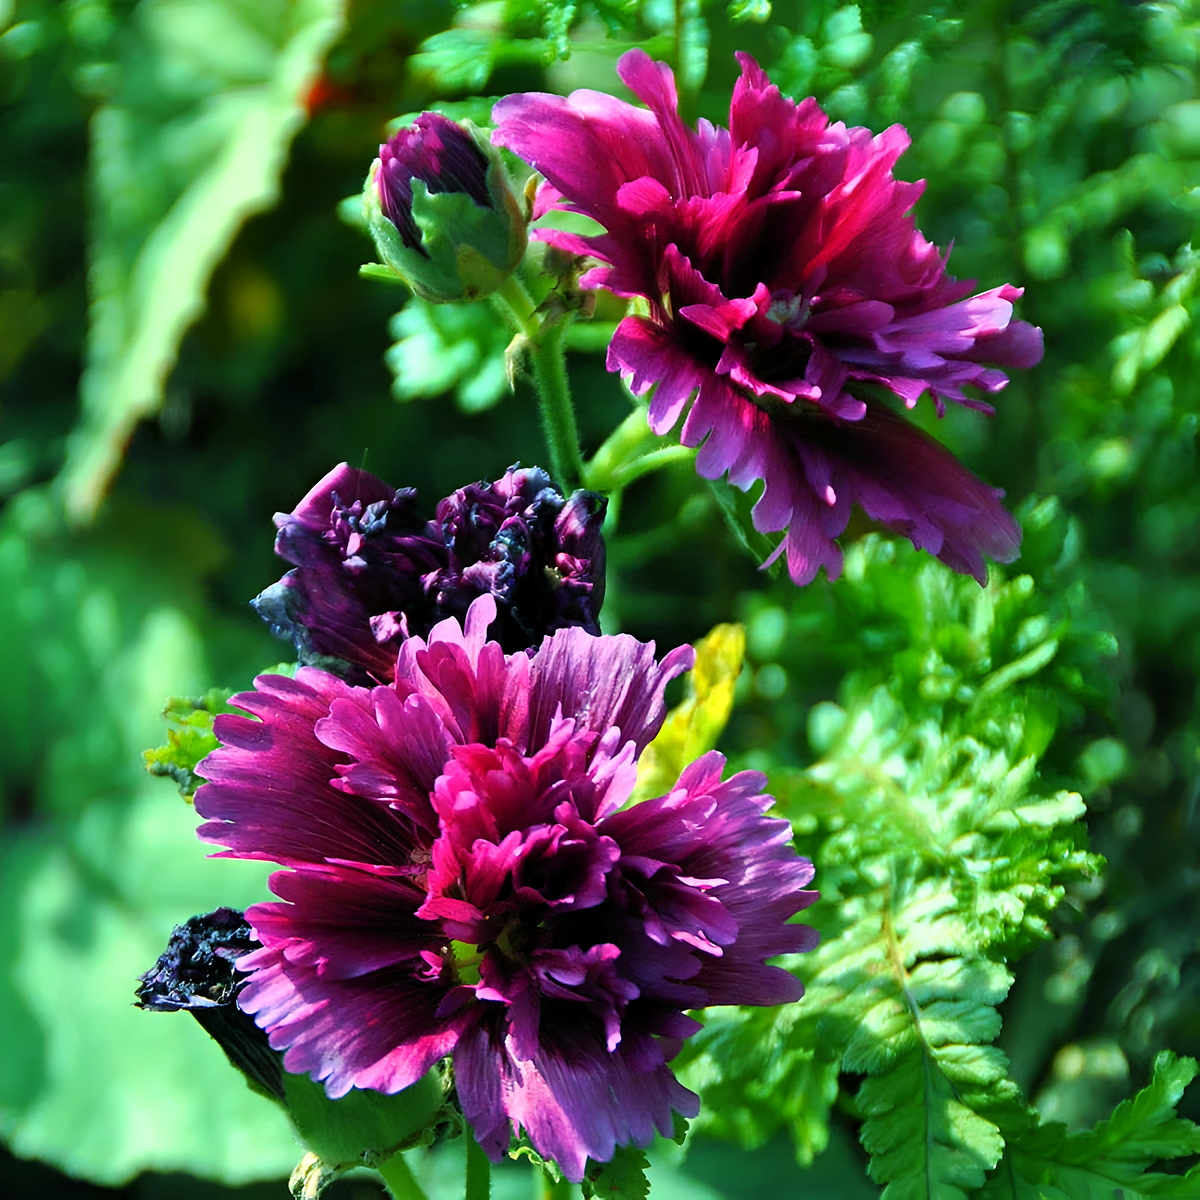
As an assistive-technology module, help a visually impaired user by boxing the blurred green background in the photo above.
[3,0,1200,1195]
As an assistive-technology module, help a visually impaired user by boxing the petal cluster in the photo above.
[493,51,1043,585]
[252,463,606,682]
[377,113,494,248]
[195,597,817,1180]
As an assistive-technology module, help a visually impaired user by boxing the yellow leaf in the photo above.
[632,623,746,802]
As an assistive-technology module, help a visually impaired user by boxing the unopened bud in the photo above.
[364,113,527,302]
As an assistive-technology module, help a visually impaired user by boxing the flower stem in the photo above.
[583,405,696,495]
[529,319,584,492]
[583,406,655,492]
[492,273,584,493]
[377,1151,430,1200]
[465,1133,492,1200]
[491,272,537,332]
[608,444,696,490]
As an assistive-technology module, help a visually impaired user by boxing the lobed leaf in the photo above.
[142,688,239,798]
[60,0,345,522]
[633,623,746,801]
[981,1052,1200,1199]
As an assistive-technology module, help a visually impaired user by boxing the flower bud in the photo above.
[363,113,527,303]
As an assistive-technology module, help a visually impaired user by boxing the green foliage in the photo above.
[5,0,1200,1194]
[732,507,1117,778]
[582,1144,651,1199]
[678,536,1111,1194]
[0,491,293,1183]
[59,0,345,522]
[142,688,237,798]
[387,295,512,412]
[981,1051,1200,1198]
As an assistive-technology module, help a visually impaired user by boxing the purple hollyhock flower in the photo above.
[252,463,606,683]
[493,51,1044,585]
[194,597,817,1181]
[252,464,445,682]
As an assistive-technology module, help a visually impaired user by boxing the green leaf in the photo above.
[386,296,513,413]
[633,623,746,801]
[676,539,1105,1186]
[59,0,346,522]
[410,26,553,95]
[982,1052,1200,1198]
[728,0,771,24]
[581,1144,651,1199]
[0,801,294,1185]
[142,688,238,798]
[0,492,295,1183]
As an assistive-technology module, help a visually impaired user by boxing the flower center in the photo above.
[449,939,485,985]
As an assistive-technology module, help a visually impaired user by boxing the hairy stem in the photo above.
[492,273,583,492]
[377,1151,430,1200]
[529,318,584,492]
[491,271,537,333]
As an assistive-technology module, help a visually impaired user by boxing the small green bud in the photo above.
[364,113,527,303]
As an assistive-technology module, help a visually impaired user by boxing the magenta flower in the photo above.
[493,51,1044,585]
[252,463,606,683]
[195,597,817,1180]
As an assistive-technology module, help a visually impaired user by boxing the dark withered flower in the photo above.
[252,464,606,683]
[138,910,448,1174]
[136,907,284,1101]
[430,466,607,652]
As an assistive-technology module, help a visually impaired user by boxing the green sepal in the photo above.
[282,1068,448,1170]
[580,1144,651,1199]
[359,263,410,286]
[361,123,527,304]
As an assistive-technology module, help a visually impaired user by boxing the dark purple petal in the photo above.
[253,464,607,682]
[378,112,492,248]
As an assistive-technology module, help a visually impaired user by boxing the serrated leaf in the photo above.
[581,1144,651,1199]
[633,623,745,801]
[142,688,238,798]
[386,296,512,413]
[676,541,1103,1182]
[858,1053,1004,1199]
[60,0,345,522]
[982,1052,1200,1199]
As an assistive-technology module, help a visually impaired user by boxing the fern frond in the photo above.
[981,1051,1200,1198]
